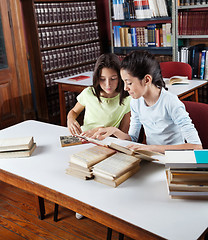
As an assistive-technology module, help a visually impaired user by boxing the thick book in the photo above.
[166,168,208,185]
[94,164,140,187]
[0,143,36,158]
[93,152,140,179]
[0,136,34,152]
[165,150,208,169]
[60,136,87,147]
[167,76,189,85]
[70,145,116,168]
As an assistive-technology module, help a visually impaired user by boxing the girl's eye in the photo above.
[127,82,132,85]
[100,78,105,81]
[111,77,118,80]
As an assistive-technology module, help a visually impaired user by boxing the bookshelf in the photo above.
[173,2,208,62]
[172,2,208,103]
[21,0,102,124]
[109,0,173,61]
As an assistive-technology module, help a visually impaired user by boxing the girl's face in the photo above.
[99,67,119,97]
[121,69,146,99]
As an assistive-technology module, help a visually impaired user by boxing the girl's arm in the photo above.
[91,126,131,141]
[127,143,203,154]
[119,111,131,133]
[89,112,131,140]
[67,102,85,135]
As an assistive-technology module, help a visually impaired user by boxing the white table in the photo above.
[55,72,207,126]
[0,120,207,240]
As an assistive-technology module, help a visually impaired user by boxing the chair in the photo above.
[160,62,192,79]
[182,101,208,149]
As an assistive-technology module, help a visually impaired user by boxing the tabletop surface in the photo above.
[0,120,208,240]
[54,71,207,96]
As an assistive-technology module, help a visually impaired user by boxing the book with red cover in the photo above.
[68,75,90,81]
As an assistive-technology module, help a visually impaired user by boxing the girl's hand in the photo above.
[67,119,82,135]
[127,143,153,151]
[91,127,116,140]
[81,127,103,138]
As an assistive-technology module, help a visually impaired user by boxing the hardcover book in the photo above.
[60,136,87,147]
[165,150,208,168]
[0,143,36,158]
[0,136,34,152]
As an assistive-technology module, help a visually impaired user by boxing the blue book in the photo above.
[130,28,137,47]
[113,26,121,47]
[165,150,208,168]
[147,24,156,47]
[200,50,206,79]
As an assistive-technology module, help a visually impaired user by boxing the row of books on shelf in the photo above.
[112,0,170,20]
[178,44,208,79]
[165,150,208,199]
[41,42,101,72]
[179,0,208,6]
[34,1,97,25]
[113,23,171,48]
[38,22,99,49]
[178,11,208,36]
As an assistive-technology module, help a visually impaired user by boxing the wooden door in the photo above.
[0,0,22,129]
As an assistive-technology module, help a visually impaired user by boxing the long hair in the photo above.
[93,53,128,104]
[121,50,166,89]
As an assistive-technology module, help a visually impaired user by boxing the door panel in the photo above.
[0,0,22,129]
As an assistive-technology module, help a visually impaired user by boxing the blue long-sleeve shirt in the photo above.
[128,88,201,145]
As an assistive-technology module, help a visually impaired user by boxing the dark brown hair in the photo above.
[121,50,166,89]
[92,53,128,104]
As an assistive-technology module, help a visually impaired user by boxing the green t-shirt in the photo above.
[77,87,131,131]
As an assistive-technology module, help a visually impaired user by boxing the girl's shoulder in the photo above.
[81,87,95,96]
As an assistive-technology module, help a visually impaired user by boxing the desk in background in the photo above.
[0,120,208,240]
[55,72,207,126]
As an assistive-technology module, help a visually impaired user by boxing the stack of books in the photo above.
[0,136,36,158]
[165,150,208,199]
[66,137,162,187]
[66,145,116,180]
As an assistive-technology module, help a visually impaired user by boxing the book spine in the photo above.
[200,50,206,79]
[147,24,156,47]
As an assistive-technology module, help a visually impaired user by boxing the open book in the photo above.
[74,134,163,162]
[168,76,189,85]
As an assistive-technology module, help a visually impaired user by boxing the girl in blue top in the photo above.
[67,53,131,137]
[92,51,202,153]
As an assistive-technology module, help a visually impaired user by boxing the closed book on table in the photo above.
[165,150,208,169]
[0,143,36,158]
[0,136,34,152]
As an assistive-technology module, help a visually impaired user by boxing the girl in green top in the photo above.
[67,53,131,137]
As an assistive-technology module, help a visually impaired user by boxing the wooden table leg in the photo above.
[35,195,45,220]
[53,203,59,222]
[58,84,67,126]
[107,227,112,240]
